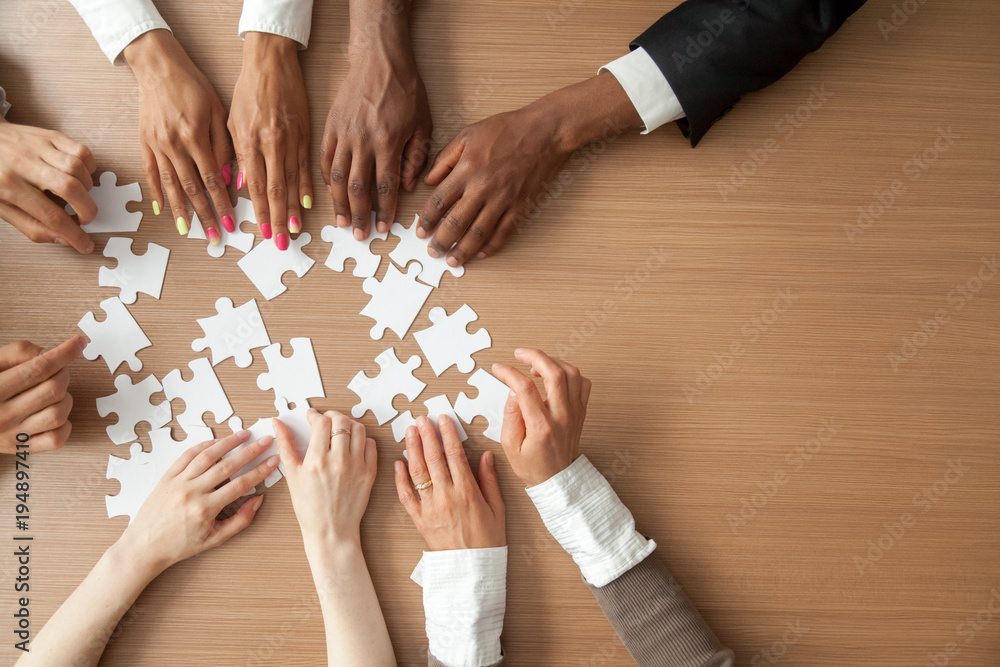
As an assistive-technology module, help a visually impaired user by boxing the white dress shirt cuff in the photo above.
[600,47,685,135]
[239,0,314,48]
[526,456,656,587]
[68,0,170,65]
[411,547,507,667]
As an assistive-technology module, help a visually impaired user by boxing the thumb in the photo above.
[477,450,504,515]
[500,389,526,462]
[273,418,301,473]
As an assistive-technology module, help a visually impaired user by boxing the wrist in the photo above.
[242,31,299,67]
[347,4,413,66]
[123,29,180,80]
[105,536,165,587]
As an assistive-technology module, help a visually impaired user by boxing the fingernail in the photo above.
[426,246,441,258]
[288,216,300,233]
[176,216,188,235]
[508,390,517,400]
[337,214,349,228]
[237,430,250,439]
[376,220,388,234]
[222,164,232,186]
[206,227,221,246]
[477,251,487,259]
[447,256,460,268]
[152,200,161,216]
[251,496,263,512]
[261,222,272,239]
[353,228,365,241]
[54,237,68,246]
[258,435,273,447]
[302,195,312,209]
[221,215,235,233]
[266,455,280,467]
[236,171,244,190]
[276,233,289,251]
[85,240,95,254]
[415,224,427,239]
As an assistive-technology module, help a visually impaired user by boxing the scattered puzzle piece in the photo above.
[163,358,233,431]
[68,171,143,234]
[105,425,213,523]
[389,214,465,287]
[454,369,509,443]
[226,399,311,488]
[360,263,434,340]
[98,237,169,304]
[321,212,386,278]
[256,337,324,409]
[414,305,491,376]
[96,374,171,445]
[348,348,426,424]
[238,232,315,300]
[192,297,270,368]
[391,394,469,443]
[78,297,152,373]
[189,197,256,258]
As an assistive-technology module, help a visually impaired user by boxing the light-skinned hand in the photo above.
[394,415,505,550]
[492,348,593,487]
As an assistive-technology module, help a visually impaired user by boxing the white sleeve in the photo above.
[526,456,656,587]
[599,46,686,135]
[410,547,507,667]
[239,0,314,48]
[66,0,170,65]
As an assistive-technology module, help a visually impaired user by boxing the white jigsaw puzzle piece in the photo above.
[192,297,270,368]
[226,416,282,488]
[348,348,426,424]
[454,369,510,443]
[320,212,386,278]
[413,305,491,376]
[163,358,234,431]
[105,425,213,524]
[389,214,465,287]
[391,394,468,443]
[238,232,315,300]
[78,297,152,373]
[96,374,171,445]
[189,197,256,258]
[360,263,434,340]
[98,237,169,304]
[256,337,324,409]
[68,171,143,234]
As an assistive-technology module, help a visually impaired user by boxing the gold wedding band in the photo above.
[414,480,433,491]
[330,429,351,438]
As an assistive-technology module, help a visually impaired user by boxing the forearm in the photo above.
[347,0,414,61]
[306,538,395,667]
[17,540,160,666]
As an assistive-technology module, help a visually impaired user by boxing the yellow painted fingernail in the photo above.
[152,200,161,216]
[176,216,188,235]
[302,194,312,209]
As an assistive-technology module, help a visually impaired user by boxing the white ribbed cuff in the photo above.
[411,547,507,667]
[526,456,655,587]
[239,0,314,48]
[600,47,685,135]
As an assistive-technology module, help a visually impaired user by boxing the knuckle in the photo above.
[348,179,366,197]
[443,214,464,234]
[201,171,223,192]
[25,227,51,243]
[330,168,345,185]
[267,182,286,199]
[248,178,267,197]
[468,224,488,242]
[351,211,368,227]
[159,170,176,188]
[180,178,202,198]
[14,341,39,357]
[376,178,395,196]
[430,193,446,211]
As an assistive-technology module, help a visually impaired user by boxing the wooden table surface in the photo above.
[1,1,998,665]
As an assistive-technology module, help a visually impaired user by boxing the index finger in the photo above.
[0,336,85,401]
[513,348,571,418]
[438,415,474,486]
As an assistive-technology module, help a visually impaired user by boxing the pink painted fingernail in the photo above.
[288,216,300,233]
[236,171,245,190]
[261,222,272,239]
[206,227,221,246]
[221,215,235,233]
[276,233,289,251]
[222,164,232,186]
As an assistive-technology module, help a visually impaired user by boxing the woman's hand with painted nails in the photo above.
[320,0,432,241]
[119,430,278,573]
[0,118,96,253]
[276,410,377,549]
[0,336,85,454]
[123,29,235,247]
[394,415,505,550]
[492,349,592,487]
[230,31,312,251]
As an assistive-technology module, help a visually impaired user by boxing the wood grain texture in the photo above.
[1,1,998,665]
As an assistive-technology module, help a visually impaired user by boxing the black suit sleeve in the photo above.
[632,0,867,146]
